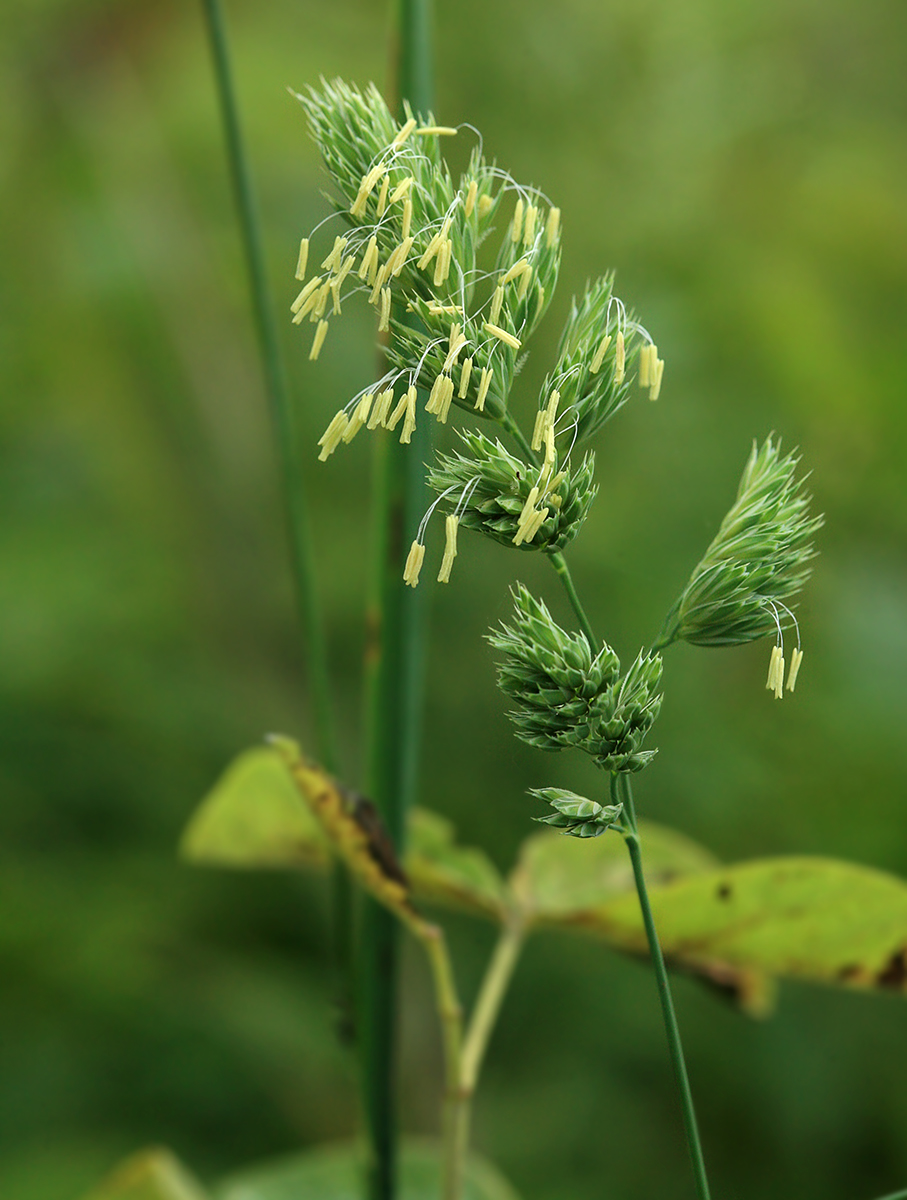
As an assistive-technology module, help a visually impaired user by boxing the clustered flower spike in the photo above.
[656,436,823,696]
[488,585,664,773]
[292,79,660,587]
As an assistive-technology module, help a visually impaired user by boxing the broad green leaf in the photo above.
[215,1138,520,1200]
[510,819,719,921]
[509,821,772,1016]
[406,808,509,922]
[180,746,329,870]
[599,856,907,995]
[83,1148,210,1200]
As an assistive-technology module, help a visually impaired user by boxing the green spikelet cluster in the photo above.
[529,787,623,838]
[428,432,596,554]
[488,585,663,772]
[659,436,824,649]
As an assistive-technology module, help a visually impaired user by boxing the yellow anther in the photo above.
[358,237,379,281]
[546,389,560,426]
[787,648,804,692]
[523,204,537,245]
[386,236,414,278]
[370,261,391,304]
[342,393,373,443]
[368,388,394,430]
[386,392,408,431]
[502,259,531,286]
[443,334,468,373]
[401,197,413,241]
[545,207,561,248]
[531,409,546,452]
[418,231,444,271]
[519,487,540,527]
[309,319,329,360]
[403,540,425,587]
[379,287,392,332]
[291,275,322,315]
[546,470,567,494]
[312,281,331,320]
[650,358,664,401]
[475,367,492,411]
[590,334,612,374]
[614,331,626,385]
[400,385,417,443]
[331,280,342,315]
[639,343,657,389]
[766,645,784,695]
[438,376,455,423]
[544,422,556,465]
[524,506,550,543]
[350,163,387,218]
[427,303,464,315]
[433,238,452,287]
[490,286,505,325]
[484,322,522,351]
[392,117,418,147]
[477,194,494,219]
[321,235,347,273]
[335,254,356,286]
[517,265,533,301]
[390,176,414,203]
[458,357,473,398]
[426,374,446,415]
[464,180,478,217]
[438,514,459,583]
[415,125,458,136]
[317,410,349,461]
[511,197,524,243]
[376,175,390,218]
[295,237,309,281]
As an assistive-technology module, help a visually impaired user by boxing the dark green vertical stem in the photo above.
[199,0,354,1050]
[618,774,712,1200]
[199,0,337,772]
[359,4,434,1199]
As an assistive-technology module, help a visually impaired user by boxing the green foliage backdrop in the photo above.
[2,0,906,1197]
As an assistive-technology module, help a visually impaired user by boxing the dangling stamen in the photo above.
[376,175,390,218]
[437,514,459,583]
[490,286,505,325]
[358,237,379,281]
[458,357,473,398]
[390,176,414,203]
[403,540,425,587]
[477,194,494,219]
[401,198,413,241]
[321,235,347,273]
[787,648,804,692]
[317,410,349,461]
[392,117,417,147]
[517,266,533,301]
[342,392,373,442]
[531,409,546,452]
[650,357,665,401]
[614,331,626,385]
[295,238,309,282]
[291,275,323,317]
[368,388,394,430]
[502,259,530,286]
[379,287,392,332]
[309,320,329,361]
[484,323,522,351]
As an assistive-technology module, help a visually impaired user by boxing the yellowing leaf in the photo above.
[599,856,907,996]
[509,821,772,1016]
[270,736,415,925]
[214,1137,520,1200]
[180,747,329,870]
[406,808,508,922]
[510,819,719,922]
[83,1148,210,1200]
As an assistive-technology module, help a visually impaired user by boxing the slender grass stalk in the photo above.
[199,0,355,1044]
[359,4,434,1198]
[617,772,712,1200]
[199,0,337,771]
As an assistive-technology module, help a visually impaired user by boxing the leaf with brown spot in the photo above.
[269,735,415,925]
[507,821,774,1016]
[597,856,907,997]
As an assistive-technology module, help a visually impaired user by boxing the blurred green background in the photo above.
[2,0,907,1197]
